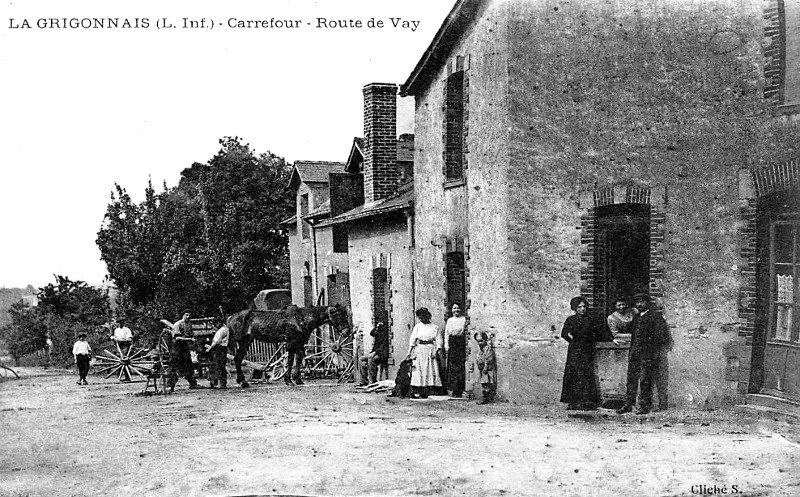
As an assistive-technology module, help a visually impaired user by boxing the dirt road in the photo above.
[1,368,799,496]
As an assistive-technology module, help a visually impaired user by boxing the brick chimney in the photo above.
[363,83,398,204]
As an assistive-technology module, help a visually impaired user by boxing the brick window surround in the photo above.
[739,161,800,337]
[442,55,470,186]
[579,185,667,310]
[736,162,800,394]
[765,0,800,112]
[439,236,471,318]
[369,253,394,362]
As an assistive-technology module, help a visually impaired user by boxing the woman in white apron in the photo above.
[405,307,443,398]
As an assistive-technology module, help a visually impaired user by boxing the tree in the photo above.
[97,136,294,324]
[0,300,46,366]
[36,276,110,365]
[0,276,110,366]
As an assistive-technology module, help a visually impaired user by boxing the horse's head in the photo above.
[325,304,351,334]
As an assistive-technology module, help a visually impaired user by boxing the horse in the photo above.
[226,304,350,388]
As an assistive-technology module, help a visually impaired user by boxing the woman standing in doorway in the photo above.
[559,297,602,410]
[405,307,443,399]
[444,303,467,398]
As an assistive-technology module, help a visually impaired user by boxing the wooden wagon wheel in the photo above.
[265,343,288,382]
[156,328,172,362]
[303,325,354,381]
[93,342,154,381]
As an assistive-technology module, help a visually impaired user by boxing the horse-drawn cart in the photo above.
[237,290,355,384]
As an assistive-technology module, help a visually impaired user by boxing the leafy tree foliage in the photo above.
[0,276,110,366]
[97,137,293,331]
[0,300,47,366]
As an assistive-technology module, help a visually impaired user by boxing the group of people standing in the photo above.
[559,293,673,414]
[165,310,230,392]
[71,310,231,392]
[404,304,496,404]
[358,303,496,403]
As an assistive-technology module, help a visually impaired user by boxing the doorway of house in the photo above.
[753,189,800,401]
[595,203,650,316]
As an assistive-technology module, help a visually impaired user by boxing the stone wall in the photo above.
[348,213,414,378]
[412,0,512,395]
[501,0,800,406]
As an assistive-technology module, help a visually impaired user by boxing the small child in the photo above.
[72,331,92,386]
[473,332,497,404]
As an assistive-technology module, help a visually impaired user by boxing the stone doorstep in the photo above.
[735,394,800,419]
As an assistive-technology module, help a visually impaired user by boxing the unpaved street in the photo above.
[1,368,799,497]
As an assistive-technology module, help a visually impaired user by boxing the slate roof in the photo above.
[316,181,413,228]
[288,161,345,189]
[346,135,414,172]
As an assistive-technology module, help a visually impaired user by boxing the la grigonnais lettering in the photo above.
[9,18,151,29]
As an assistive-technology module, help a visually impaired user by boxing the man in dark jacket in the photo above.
[167,310,199,392]
[616,293,673,415]
[359,322,390,385]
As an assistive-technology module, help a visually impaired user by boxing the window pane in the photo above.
[774,223,794,264]
[774,304,793,340]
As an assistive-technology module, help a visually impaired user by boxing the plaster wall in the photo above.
[413,0,512,346]
[499,0,800,405]
[349,215,414,379]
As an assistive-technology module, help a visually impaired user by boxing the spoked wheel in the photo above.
[303,325,354,381]
[265,344,288,383]
[93,343,154,381]
[157,329,171,362]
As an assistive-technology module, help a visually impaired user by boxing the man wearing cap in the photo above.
[359,322,390,386]
[72,332,92,386]
[616,293,673,415]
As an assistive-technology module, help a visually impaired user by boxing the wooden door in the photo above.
[762,220,800,399]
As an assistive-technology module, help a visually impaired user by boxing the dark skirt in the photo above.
[560,341,600,407]
[446,334,466,395]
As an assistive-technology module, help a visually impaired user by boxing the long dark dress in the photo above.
[446,334,466,396]
[560,314,601,407]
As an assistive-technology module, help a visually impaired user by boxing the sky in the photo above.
[0,0,456,289]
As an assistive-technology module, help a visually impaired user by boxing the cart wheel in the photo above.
[157,329,171,362]
[266,344,288,383]
[93,343,154,381]
[303,325,354,381]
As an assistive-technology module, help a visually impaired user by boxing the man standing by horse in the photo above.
[206,318,230,389]
[167,310,199,392]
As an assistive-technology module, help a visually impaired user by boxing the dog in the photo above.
[389,358,413,398]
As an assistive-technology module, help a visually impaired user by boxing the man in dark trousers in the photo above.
[359,322,390,385]
[167,310,199,392]
[206,318,230,389]
[616,293,673,415]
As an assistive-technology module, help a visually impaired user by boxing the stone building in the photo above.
[399,0,800,406]
[283,160,347,308]
[319,84,416,379]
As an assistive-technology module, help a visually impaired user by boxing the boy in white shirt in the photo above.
[72,332,92,385]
